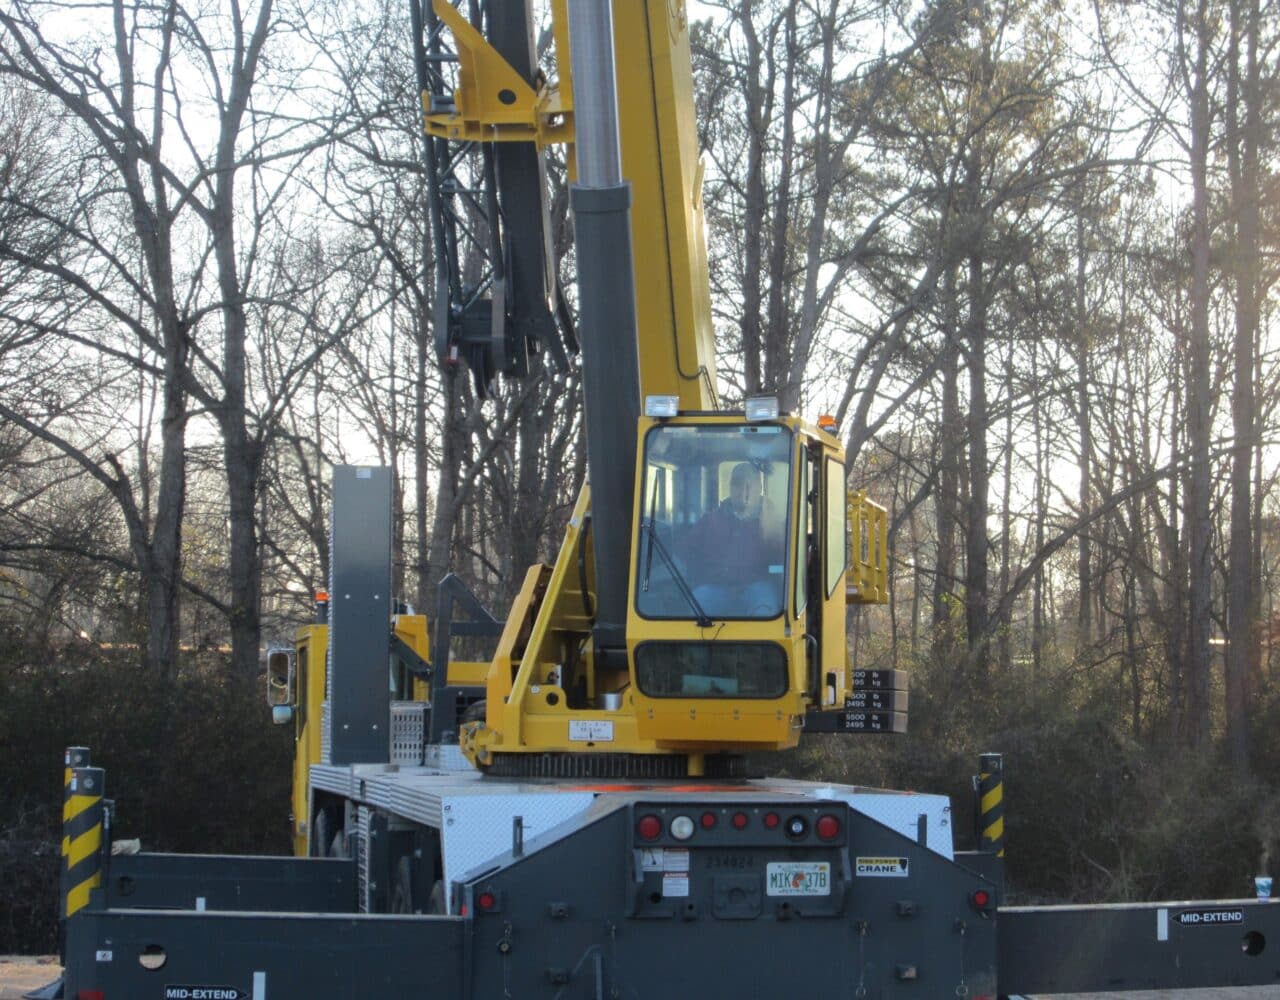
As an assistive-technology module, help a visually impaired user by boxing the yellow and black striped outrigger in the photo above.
[62,760,105,919]
[979,751,1005,858]
[58,746,91,959]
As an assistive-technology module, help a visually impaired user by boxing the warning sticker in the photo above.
[663,848,689,872]
[855,856,909,878]
[568,720,614,742]
[1175,909,1244,926]
[163,988,247,1000]
[662,873,690,897]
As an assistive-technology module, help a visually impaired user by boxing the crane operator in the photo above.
[687,462,783,617]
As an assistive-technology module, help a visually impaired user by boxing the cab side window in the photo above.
[824,459,848,598]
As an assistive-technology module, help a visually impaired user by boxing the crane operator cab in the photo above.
[627,396,884,753]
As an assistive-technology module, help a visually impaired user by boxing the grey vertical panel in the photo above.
[328,466,392,765]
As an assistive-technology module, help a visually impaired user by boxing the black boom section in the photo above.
[412,0,575,398]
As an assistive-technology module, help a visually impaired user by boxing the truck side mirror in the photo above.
[266,647,296,717]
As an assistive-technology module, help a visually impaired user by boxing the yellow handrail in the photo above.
[847,491,888,605]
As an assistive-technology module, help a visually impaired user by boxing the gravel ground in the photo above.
[0,958,59,999]
[0,956,1272,999]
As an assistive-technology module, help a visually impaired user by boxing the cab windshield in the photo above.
[636,423,792,620]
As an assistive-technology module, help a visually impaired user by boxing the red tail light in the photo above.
[637,814,662,840]
[700,811,717,830]
[78,992,105,1000]
[763,811,780,829]
[815,814,841,841]
[731,811,749,829]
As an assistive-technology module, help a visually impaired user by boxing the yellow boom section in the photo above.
[613,0,718,409]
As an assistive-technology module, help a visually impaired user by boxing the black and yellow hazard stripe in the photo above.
[60,748,90,891]
[64,766,105,918]
[978,752,1004,858]
[58,747,90,960]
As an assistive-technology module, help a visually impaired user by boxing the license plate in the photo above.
[766,862,831,896]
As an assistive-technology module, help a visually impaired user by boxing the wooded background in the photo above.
[0,0,1278,953]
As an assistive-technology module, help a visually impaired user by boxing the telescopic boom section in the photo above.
[565,0,641,665]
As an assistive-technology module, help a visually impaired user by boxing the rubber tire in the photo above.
[390,857,414,914]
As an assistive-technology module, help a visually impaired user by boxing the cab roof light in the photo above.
[745,395,780,422]
[817,414,837,432]
[645,395,680,418]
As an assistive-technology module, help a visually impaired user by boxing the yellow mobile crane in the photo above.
[271,0,896,819]
[48,4,1280,998]
[419,0,893,778]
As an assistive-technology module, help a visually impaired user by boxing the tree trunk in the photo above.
[762,2,796,396]
[1224,0,1260,770]
[997,337,1013,674]
[416,297,432,610]
[425,372,466,612]
[964,150,990,662]
[737,1,767,395]
[933,265,961,649]
[1184,0,1214,746]
[1075,210,1093,655]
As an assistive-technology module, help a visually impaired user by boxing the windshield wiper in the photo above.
[639,517,714,627]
